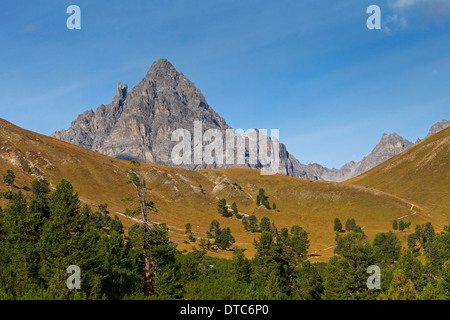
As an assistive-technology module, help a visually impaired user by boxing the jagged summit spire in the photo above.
[146,58,178,78]
[115,82,127,101]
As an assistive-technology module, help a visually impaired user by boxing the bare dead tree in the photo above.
[125,160,154,295]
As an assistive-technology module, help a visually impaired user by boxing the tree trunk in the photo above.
[144,255,154,295]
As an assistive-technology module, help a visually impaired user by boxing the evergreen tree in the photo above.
[420,222,436,253]
[209,219,220,233]
[426,231,450,273]
[248,215,258,233]
[378,270,417,300]
[437,259,450,300]
[180,247,206,281]
[231,202,240,218]
[109,215,124,235]
[345,218,356,231]
[217,198,228,216]
[260,216,271,233]
[218,227,235,250]
[334,232,376,299]
[256,188,267,207]
[292,261,323,300]
[334,218,343,232]
[398,249,427,292]
[185,223,192,235]
[242,216,249,231]
[127,223,183,298]
[373,231,402,266]
[393,220,398,230]
[233,249,252,283]
[419,282,440,300]
[31,178,50,199]
[323,256,348,300]
[251,232,287,297]
[353,225,364,235]
[398,220,406,232]
[98,203,109,215]
[289,225,310,262]
[2,170,15,187]
[0,178,149,300]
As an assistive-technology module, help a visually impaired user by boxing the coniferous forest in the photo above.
[1,176,449,300]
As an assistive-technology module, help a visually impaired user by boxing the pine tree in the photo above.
[256,188,266,206]
[242,216,249,231]
[185,223,192,235]
[345,218,356,231]
[438,259,450,299]
[373,231,402,265]
[260,216,271,232]
[233,249,252,283]
[419,282,439,300]
[292,261,323,300]
[393,220,398,230]
[334,218,343,232]
[98,203,109,215]
[398,249,427,292]
[2,170,15,187]
[217,198,230,217]
[248,215,258,233]
[231,202,239,218]
[127,222,183,298]
[378,270,417,300]
[218,227,235,250]
[323,256,347,300]
[334,231,376,299]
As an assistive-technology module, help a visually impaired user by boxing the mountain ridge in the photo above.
[51,59,449,182]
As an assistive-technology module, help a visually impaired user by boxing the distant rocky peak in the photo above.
[145,58,179,81]
[425,119,450,139]
[373,132,412,151]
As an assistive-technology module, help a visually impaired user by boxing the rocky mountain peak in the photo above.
[145,59,179,82]
[51,59,448,182]
[52,59,232,166]
[425,119,450,139]
[376,132,412,149]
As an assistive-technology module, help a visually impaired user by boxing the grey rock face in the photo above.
[345,133,414,179]
[52,59,300,175]
[425,119,450,139]
[51,59,447,182]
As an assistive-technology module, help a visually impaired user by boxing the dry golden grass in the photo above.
[0,119,440,262]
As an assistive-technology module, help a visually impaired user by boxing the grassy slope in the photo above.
[347,127,450,227]
[0,119,437,261]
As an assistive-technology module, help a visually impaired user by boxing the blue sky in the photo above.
[0,0,449,169]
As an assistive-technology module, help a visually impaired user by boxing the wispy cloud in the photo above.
[383,14,408,35]
[392,0,450,9]
[392,0,422,9]
[384,0,450,34]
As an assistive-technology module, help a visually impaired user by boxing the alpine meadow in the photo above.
[1,0,450,307]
